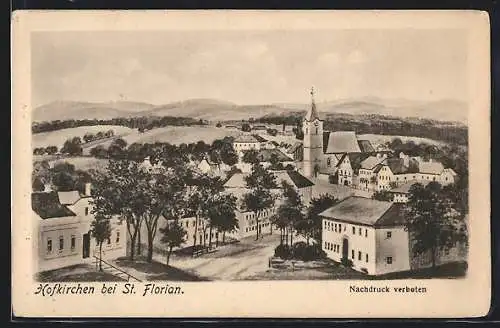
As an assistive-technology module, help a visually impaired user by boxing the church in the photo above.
[301,87,377,179]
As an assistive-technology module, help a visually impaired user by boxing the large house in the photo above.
[223,170,314,238]
[302,88,376,178]
[232,134,273,154]
[320,196,467,275]
[31,184,127,273]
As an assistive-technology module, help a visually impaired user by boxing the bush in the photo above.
[290,242,326,261]
[328,173,338,184]
[274,244,292,260]
[341,257,353,267]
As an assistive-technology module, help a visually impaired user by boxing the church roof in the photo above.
[304,101,321,121]
[325,131,362,154]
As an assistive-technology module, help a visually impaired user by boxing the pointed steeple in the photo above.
[305,86,320,121]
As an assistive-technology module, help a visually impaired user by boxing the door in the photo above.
[342,238,349,260]
[344,180,349,186]
[82,233,90,258]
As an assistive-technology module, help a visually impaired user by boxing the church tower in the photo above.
[302,87,323,178]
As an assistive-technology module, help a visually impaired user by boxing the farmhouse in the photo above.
[31,184,127,273]
[388,180,431,203]
[232,134,269,153]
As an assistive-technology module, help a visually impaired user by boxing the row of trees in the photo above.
[256,112,468,145]
[33,146,58,156]
[90,158,240,265]
[32,116,202,134]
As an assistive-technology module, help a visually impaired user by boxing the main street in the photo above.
[154,234,281,281]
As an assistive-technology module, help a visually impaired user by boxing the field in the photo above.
[121,126,242,145]
[48,156,110,172]
[32,125,136,149]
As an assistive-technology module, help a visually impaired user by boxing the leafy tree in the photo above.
[267,128,278,136]
[242,164,277,240]
[160,221,187,265]
[90,216,111,271]
[305,194,339,245]
[207,194,238,247]
[276,180,304,246]
[372,190,393,202]
[91,160,148,260]
[242,149,260,165]
[90,145,108,158]
[241,123,251,132]
[216,122,222,128]
[83,133,95,143]
[45,146,58,155]
[404,181,467,269]
[32,176,45,192]
[105,129,115,138]
[60,137,83,156]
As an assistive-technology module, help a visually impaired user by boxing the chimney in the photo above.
[84,183,91,197]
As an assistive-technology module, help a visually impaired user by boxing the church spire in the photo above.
[305,86,320,121]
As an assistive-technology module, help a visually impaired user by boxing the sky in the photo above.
[31,29,468,107]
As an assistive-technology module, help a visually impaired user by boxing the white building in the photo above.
[388,180,432,203]
[232,134,269,153]
[224,170,314,238]
[320,196,410,275]
[31,184,127,273]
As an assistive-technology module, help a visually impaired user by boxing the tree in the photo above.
[404,181,467,270]
[241,123,251,132]
[90,145,108,158]
[159,221,186,265]
[267,128,278,136]
[83,133,95,143]
[90,160,148,261]
[306,194,339,245]
[216,122,222,128]
[276,181,304,246]
[372,190,393,202]
[105,129,115,138]
[242,149,260,165]
[90,216,111,271]
[60,137,83,156]
[32,176,45,192]
[45,146,58,155]
[207,194,238,247]
[242,164,277,240]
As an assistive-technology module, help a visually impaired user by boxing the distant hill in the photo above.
[33,97,468,125]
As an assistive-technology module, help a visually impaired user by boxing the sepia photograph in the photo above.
[12,10,491,318]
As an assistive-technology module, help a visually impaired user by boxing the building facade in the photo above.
[32,184,127,273]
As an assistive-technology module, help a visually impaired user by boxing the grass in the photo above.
[113,256,210,281]
[48,156,110,172]
[32,125,135,149]
[35,264,125,282]
[122,126,242,145]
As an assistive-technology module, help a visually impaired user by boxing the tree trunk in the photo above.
[216,230,219,247]
[129,231,137,261]
[167,246,173,266]
[146,230,154,263]
[431,246,437,270]
[193,216,198,248]
[255,212,260,241]
[137,222,142,256]
[222,231,226,244]
[208,226,213,249]
[290,229,293,246]
[99,242,103,272]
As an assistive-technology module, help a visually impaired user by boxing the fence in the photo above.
[94,256,142,282]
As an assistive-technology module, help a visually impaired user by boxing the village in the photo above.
[31,89,468,282]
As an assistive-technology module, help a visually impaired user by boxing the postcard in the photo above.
[12,10,491,318]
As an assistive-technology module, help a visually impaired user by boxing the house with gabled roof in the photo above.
[32,184,127,273]
[320,196,410,275]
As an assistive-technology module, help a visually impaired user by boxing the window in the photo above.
[444,248,450,255]
[59,236,64,251]
[386,257,393,264]
[366,254,369,262]
[324,241,327,249]
[352,226,355,234]
[71,235,76,250]
[358,251,362,261]
[386,231,392,239]
[358,227,362,235]
[85,207,89,216]
[47,238,52,253]
[334,224,337,232]
[186,221,189,228]
[338,224,342,232]
[351,250,355,259]
[116,231,120,243]
[365,229,368,237]
[327,158,331,167]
